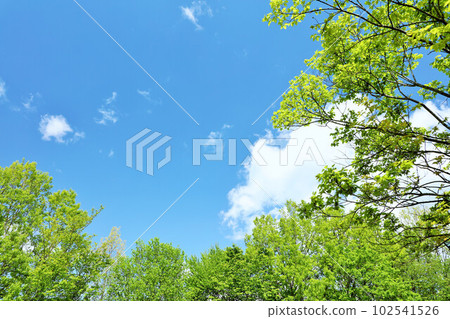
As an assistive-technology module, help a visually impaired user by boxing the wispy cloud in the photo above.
[39,114,84,144]
[21,92,41,111]
[208,130,222,139]
[204,124,232,146]
[181,1,213,30]
[96,92,119,125]
[0,79,6,100]
[106,91,117,105]
[96,108,118,125]
[137,89,162,106]
[22,94,34,110]
[72,131,85,142]
[108,149,114,158]
[137,89,150,99]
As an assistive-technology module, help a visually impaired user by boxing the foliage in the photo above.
[264,0,450,249]
[245,208,419,300]
[185,207,449,301]
[99,226,126,259]
[94,226,126,300]
[186,245,254,300]
[103,238,187,301]
[0,161,108,300]
[405,252,450,300]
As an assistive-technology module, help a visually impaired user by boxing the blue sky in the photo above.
[2,1,447,257]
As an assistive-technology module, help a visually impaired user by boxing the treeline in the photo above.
[1,162,448,301]
[100,213,449,301]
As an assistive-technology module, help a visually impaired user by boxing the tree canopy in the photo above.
[102,238,187,301]
[0,161,109,300]
[96,210,449,301]
[243,207,449,301]
[264,0,450,250]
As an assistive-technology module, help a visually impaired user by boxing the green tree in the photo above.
[245,212,327,300]
[104,238,186,300]
[186,245,253,300]
[187,208,442,301]
[405,252,450,300]
[265,0,450,249]
[0,161,108,300]
[244,205,448,300]
[99,226,126,260]
[186,246,227,300]
[94,226,126,300]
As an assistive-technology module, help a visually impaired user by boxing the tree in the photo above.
[245,206,448,300]
[94,226,126,300]
[265,0,450,249]
[245,212,332,301]
[405,252,450,300]
[0,161,108,300]
[186,245,253,300]
[104,238,186,301]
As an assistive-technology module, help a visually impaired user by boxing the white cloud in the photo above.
[39,115,72,143]
[96,92,119,125]
[208,130,222,139]
[137,89,150,99]
[220,125,352,240]
[200,131,223,149]
[181,1,213,30]
[108,149,114,158]
[221,99,450,239]
[204,123,233,146]
[106,91,117,105]
[96,108,118,125]
[72,131,86,142]
[39,114,84,144]
[181,7,200,29]
[0,79,6,100]
[407,101,450,210]
[21,92,41,111]
[410,100,450,130]
[22,94,34,109]
[137,89,162,106]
